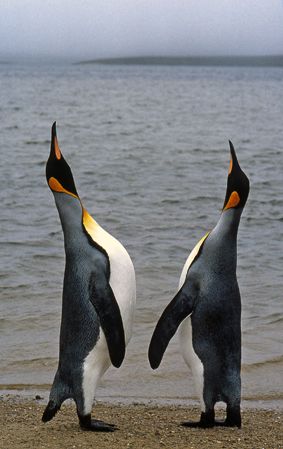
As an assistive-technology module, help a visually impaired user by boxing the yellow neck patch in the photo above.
[82,208,99,238]
[48,177,78,199]
[186,232,210,270]
[83,207,98,233]
[224,191,240,210]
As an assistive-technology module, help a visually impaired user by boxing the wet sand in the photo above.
[0,397,282,449]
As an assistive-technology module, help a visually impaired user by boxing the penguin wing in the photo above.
[89,271,126,368]
[148,279,197,369]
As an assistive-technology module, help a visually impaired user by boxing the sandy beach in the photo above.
[0,397,282,449]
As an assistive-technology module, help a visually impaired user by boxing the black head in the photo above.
[46,122,78,198]
[222,141,250,211]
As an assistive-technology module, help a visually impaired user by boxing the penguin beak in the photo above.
[46,122,79,199]
[222,141,250,211]
[227,141,236,172]
[51,122,62,161]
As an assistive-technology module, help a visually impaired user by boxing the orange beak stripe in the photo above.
[228,157,233,175]
[224,191,240,210]
[48,177,78,198]
[54,136,62,160]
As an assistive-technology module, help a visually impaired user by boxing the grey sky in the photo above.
[1,0,283,60]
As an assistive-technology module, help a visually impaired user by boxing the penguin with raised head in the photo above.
[148,142,249,428]
[42,123,136,431]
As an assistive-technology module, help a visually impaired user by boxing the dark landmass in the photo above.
[1,397,282,449]
[78,55,283,67]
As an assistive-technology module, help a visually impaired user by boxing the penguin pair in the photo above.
[42,123,249,431]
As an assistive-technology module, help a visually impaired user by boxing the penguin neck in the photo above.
[205,207,243,274]
[213,207,243,240]
[53,193,85,250]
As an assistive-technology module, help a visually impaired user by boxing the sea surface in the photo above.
[0,60,282,409]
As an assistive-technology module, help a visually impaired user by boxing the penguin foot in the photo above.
[81,419,117,432]
[225,420,241,428]
[225,407,241,428]
[181,420,240,428]
[79,414,117,432]
[214,419,241,428]
[181,417,241,429]
[181,420,214,429]
[181,411,215,428]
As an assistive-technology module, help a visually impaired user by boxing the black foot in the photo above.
[212,419,241,428]
[181,411,215,428]
[79,414,117,432]
[181,421,214,428]
[225,407,241,428]
[181,413,241,429]
[225,421,241,428]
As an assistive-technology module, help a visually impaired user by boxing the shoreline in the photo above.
[1,386,282,411]
[0,397,282,449]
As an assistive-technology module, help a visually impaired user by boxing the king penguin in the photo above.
[42,123,136,431]
[148,142,249,428]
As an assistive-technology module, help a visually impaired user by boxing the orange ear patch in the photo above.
[224,191,240,210]
[48,177,78,198]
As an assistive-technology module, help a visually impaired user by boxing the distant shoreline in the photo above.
[77,55,283,67]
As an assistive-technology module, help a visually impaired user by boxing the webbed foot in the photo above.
[213,419,241,428]
[181,411,215,428]
[79,414,117,432]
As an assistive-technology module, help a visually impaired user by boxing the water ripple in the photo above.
[0,62,282,405]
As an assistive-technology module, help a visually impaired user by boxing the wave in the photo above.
[242,355,283,373]
[5,357,56,369]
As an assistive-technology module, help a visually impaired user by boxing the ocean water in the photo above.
[0,61,282,409]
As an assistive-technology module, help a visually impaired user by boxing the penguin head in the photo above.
[222,141,250,211]
[46,122,79,199]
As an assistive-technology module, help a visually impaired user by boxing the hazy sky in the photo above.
[1,0,283,60]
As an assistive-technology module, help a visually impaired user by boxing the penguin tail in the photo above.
[42,400,61,422]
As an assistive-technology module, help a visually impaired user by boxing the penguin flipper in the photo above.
[89,273,126,368]
[148,281,197,369]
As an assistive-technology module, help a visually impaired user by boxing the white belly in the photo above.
[177,234,209,411]
[82,330,110,414]
[179,317,204,411]
[82,209,136,342]
[82,211,136,413]
[93,222,136,344]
